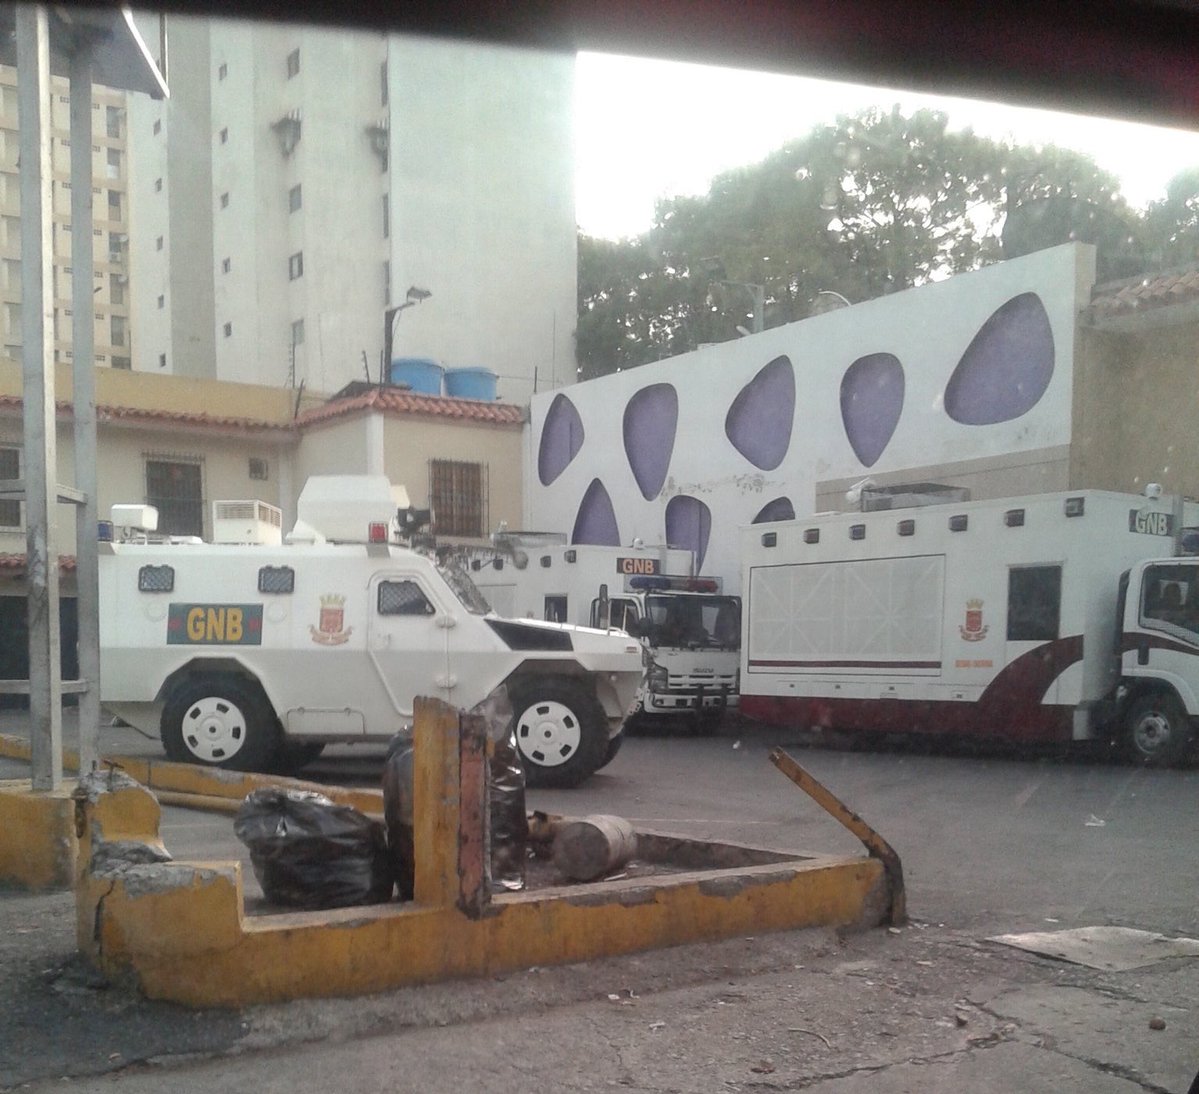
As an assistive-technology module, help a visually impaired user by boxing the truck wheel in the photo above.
[272,741,326,774]
[161,675,281,771]
[1124,692,1194,766]
[509,678,608,789]
[596,731,624,770]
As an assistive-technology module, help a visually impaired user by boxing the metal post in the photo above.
[750,283,765,334]
[71,39,101,775]
[17,4,63,790]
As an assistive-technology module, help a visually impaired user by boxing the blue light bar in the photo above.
[97,520,114,542]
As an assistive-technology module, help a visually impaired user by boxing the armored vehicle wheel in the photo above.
[1124,691,1194,766]
[272,741,327,773]
[161,674,281,771]
[596,730,624,770]
[510,678,608,789]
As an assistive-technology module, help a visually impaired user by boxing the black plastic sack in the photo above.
[234,787,394,909]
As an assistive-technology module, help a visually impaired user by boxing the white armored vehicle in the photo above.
[98,476,644,787]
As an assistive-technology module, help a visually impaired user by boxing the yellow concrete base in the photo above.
[0,780,79,891]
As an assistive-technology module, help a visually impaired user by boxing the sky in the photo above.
[574,53,1199,241]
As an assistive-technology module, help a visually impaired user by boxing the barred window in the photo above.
[258,566,294,594]
[137,565,174,593]
[378,579,434,617]
[429,460,486,538]
[146,458,203,537]
[0,446,19,527]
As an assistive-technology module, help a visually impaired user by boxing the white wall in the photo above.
[526,244,1096,591]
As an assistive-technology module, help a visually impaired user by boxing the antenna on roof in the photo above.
[362,350,371,386]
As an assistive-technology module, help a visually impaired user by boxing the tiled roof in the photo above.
[0,553,76,574]
[1088,266,1199,321]
[0,386,525,433]
[0,395,292,434]
[297,386,525,427]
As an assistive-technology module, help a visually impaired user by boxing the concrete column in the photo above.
[17,4,63,790]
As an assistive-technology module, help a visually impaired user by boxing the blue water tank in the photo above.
[443,366,498,401]
[389,357,444,395]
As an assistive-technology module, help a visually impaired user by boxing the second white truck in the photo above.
[465,535,741,730]
[741,489,1199,764]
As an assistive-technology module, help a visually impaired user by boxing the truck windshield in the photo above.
[643,595,741,650]
[437,559,491,615]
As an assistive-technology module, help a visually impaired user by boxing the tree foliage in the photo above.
[576,108,1197,379]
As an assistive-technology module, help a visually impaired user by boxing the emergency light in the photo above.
[97,521,114,542]
[628,575,721,593]
[368,522,389,543]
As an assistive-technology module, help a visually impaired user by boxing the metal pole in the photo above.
[17,4,63,790]
[751,283,765,334]
[71,38,101,775]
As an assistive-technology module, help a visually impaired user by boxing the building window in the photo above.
[110,273,125,305]
[429,460,486,538]
[155,235,163,251]
[380,60,388,106]
[249,457,270,481]
[154,177,162,192]
[219,127,228,144]
[221,257,231,274]
[0,446,20,528]
[152,118,161,135]
[145,459,204,538]
[220,191,229,209]
[291,318,304,345]
[288,251,303,280]
[286,49,300,78]
[288,184,302,212]
[110,314,126,346]
[218,62,228,80]
[107,189,122,219]
[105,147,120,178]
[223,322,232,338]
[105,104,122,139]
[158,352,167,368]
[112,356,131,370]
[157,295,164,309]
[382,260,390,307]
[382,194,389,238]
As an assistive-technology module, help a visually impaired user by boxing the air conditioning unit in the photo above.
[212,499,283,544]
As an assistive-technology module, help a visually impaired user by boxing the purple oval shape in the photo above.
[752,497,795,523]
[665,495,712,571]
[538,393,585,486]
[840,353,905,468]
[945,293,1055,425]
[571,479,620,545]
[725,356,795,471]
[623,384,678,500]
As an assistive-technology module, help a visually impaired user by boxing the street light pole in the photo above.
[381,285,431,383]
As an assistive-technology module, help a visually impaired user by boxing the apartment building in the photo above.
[128,17,577,403]
[0,66,133,372]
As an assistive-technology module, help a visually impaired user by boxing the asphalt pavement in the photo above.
[2,710,1197,1093]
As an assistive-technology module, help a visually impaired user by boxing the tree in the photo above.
[576,107,1192,378]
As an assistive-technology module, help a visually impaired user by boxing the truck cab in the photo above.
[464,539,740,730]
[1116,557,1199,763]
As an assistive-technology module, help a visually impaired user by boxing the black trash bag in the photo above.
[234,787,394,909]
[380,687,529,898]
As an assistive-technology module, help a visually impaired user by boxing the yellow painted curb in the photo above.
[0,733,382,815]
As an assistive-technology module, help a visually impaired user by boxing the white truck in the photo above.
[98,477,645,788]
[741,489,1199,764]
[463,535,741,730]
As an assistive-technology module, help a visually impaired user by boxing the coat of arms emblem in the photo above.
[959,598,988,642]
[310,594,352,646]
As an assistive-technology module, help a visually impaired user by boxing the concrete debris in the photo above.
[989,926,1199,971]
